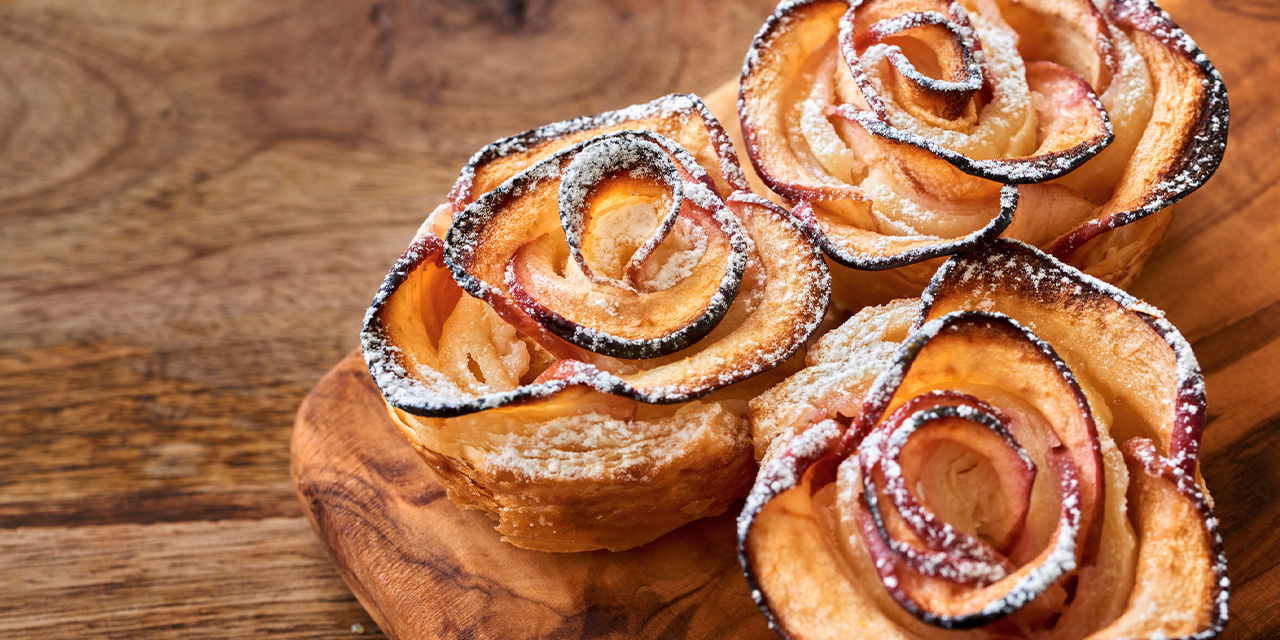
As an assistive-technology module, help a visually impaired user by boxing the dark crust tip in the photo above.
[805,184,1018,271]
[367,104,825,417]
[450,93,750,209]
[851,111,1114,185]
[1127,439,1230,640]
[1049,0,1230,260]
[738,418,844,640]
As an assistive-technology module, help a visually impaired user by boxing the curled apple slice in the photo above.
[1044,0,1229,286]
[791,179,1019,271]
[848,312,1101,628]
[862,394,1033,585]
[739,0,1111,269]
[451,130,750,360]
[452,93,750,209]
[361,94,831,551]
[740,239,1226,637]
[853,9,982,122]
[733,0,1228,305]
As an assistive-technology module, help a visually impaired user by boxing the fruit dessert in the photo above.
[712,0,1228,309]
[361,94,830,552]
[741,240,1226,639]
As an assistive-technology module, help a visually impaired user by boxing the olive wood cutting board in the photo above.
[291,350,775,640]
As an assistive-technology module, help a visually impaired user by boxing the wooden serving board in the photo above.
[291,350,775,640]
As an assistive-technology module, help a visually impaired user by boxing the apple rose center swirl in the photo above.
[844,312,1105,629]
[827,0,1114,183]
[476,130,751,360]
[367,93,832,414]
[735,0,1229,298]
[860,396,1034,588]
[738,0,1120,269]
[362,94,832,551]
[737,241,1228,638]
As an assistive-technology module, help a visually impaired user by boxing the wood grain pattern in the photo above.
[0,0,777,520]
[0,517,383,638]
[293,351,772,640]
[2,0,1280,636]
[0,0,778,635]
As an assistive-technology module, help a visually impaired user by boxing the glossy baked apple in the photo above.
[729,0,1228,308]
[362,94,830,552]
[741,240,1226,638]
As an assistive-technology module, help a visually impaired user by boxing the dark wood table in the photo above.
[2,0,1277,637]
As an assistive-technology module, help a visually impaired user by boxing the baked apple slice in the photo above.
[361,94,830,551]
[449,130,750,360]
[733,0,1228,308]
[741,239,1227,638]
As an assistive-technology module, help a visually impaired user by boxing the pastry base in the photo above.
[290,350,773,639]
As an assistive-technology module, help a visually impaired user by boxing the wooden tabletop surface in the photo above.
[2,0,1278,638]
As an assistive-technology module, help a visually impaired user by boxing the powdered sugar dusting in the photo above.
[452,93,750,207]
[449,126,755,361]
[1127,438,1230,637]
[864,401,1033,585]
[741,0,1226,277]
[558,133,685,289]
[1050,0,1229,258]
[833,1,1111,183]
[924,240,1208,479]
[483,402,746,483]
[743,241,1223,632]
[365,95,828,419]
[738,418,842,541]
[800,183,1019,270]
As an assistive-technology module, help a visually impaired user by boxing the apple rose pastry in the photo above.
[361,94,830,552]
[740,240,1227,638]
[736,0,1228,308]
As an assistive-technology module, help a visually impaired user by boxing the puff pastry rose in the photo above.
[361,94,830,552]
[731,0,1228,308]
[741,240,1227,638]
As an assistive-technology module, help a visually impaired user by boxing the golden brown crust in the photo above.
[728,0,1227,308]
[740,240,1226,638]
[749,297,916,462]
[389,396,755,552]
[361,94,831,551]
